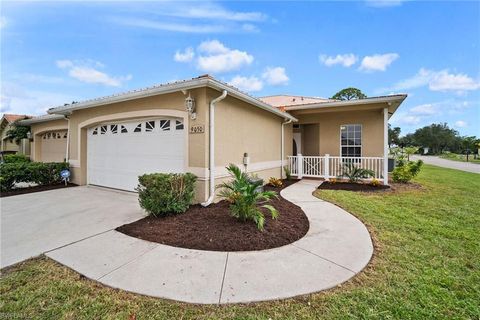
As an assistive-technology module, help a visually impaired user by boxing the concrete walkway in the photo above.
[46,180,373,304]
[411,155,480,174]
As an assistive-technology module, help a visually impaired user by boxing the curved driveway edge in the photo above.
[46,179,373,304]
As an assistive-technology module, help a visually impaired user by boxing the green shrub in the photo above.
[340,162,375,183]
[217,164,278,231]
[0,161,69,192]
[392,160,423,183]
[136,173,197,217]
[3,154,30,163]
[283,166,292,180]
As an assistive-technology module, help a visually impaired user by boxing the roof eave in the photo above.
[284,94,407,113]
[47,78,297,122]
[18,114,66,125]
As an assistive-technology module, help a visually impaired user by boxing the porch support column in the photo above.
[383,107,389,185]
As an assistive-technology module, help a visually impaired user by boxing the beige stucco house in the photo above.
[1,114,31,156]
[19,75,406,203]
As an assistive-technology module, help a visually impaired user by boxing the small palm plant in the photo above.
[340,162,375,183]
[217,164,279,230]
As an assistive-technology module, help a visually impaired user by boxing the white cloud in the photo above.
[410,103,437,116]
[454,120,467,128]
[111,17,227,34]
[385,68,480,93]
[166,5,267,22]
[56,60,74,69]
[0,16,7,29]
[392,114,421,125]
[0,82,77,115]
[359,53,399,72]
[429,71,480,91]
[56,60,132,87]
[174,47,195,62]
[241,23,259,32]
[11,73,65,84]
[198,40,229,54]
[365,0,403,7]
[196,40,253,73]
[319,54,358,67]
[229,76,263,92]
[262,67,289,86]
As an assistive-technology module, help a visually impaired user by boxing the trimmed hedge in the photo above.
[136,173,197,217]
[0,162,69,192]
[2,154,30,163]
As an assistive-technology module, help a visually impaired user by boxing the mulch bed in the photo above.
[116,179,309,252]
[0,183,78,198]
[318,181,390,192]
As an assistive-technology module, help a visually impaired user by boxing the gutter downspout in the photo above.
[281,118,293,178]
[201,90,228,207]
[64,115,70,162]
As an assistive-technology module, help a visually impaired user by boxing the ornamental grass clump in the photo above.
[340,162,375,183]
[268,177,283,188]
[136,173,197,217]
[217,164,279,231]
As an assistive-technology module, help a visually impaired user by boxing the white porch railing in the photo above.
[287,154,386,183]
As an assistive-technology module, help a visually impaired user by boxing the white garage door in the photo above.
[87,118,185,191]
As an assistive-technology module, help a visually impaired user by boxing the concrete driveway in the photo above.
[1,186,144,268]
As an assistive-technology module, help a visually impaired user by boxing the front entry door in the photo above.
[293,132,302,155]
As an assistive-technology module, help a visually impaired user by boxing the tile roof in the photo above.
[258,95,336,107]
[2,114,31,123]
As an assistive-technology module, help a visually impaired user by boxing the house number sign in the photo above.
[190,124,205,134]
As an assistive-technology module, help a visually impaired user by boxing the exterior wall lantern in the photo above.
[185,93,196,120]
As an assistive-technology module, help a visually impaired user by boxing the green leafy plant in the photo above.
[6,124,30,144]
[340,162,375,183]
[268,177,283,188]
[0,161,69,192]
[392,160,423,183]
[217,164,279,231]
[136,173,197,217]
[283,166,292,180]
[2,154,30,163]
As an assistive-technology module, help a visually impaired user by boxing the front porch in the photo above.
[287,154,386,183]
[287,106,391,184]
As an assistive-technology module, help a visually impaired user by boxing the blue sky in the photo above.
[1,0,479,136]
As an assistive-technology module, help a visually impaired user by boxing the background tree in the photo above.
[411,123,459,154]
[396,123,478,155]
[388,124,401,148]
[331,87,367,100]
[6,123,30,144]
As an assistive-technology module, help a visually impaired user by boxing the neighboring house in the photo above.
[19,75,406,203]
[0,114,31,156]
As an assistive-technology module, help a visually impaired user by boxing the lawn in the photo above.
[1,165,479,319]
[439,152,480,164]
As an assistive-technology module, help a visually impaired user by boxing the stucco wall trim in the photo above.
[189,160,282,180]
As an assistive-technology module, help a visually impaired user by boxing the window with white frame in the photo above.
[340,124,362,157]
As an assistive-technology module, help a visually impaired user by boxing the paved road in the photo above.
[411,155,480,174]
[1,186,144,268]
[45,180,373,304]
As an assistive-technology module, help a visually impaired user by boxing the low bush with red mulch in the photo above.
[116,179,309,252]
[318,181,390,192]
